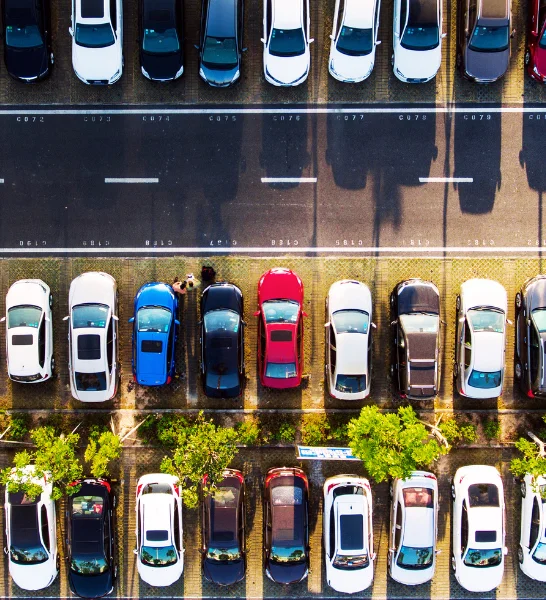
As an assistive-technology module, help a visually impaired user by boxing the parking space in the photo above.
[0,0,544,106]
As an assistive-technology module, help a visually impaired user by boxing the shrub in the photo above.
[156,414,190,448]
[236,419,261,446]
[273,423,296,444]
[301,414,330,446]
[483,419,501,441]
[439,418,477,445]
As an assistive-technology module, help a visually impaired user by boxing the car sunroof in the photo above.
[271,330,292,342]
[78,334,101,360]
[142,340,163,353]
[11,334,34,346]
[81,0,104,18]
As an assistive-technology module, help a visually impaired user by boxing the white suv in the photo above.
[70,0,123,84]
[262,0,312,86]
[518,473,546,581]
[2,280,53,383]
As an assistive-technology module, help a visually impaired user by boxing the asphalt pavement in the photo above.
[1,106,546,255]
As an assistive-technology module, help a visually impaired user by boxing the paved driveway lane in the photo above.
[0,108,544,251]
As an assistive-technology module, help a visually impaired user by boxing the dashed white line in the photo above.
[104,178,158,184]
[420,177,473,183]
[261,177,317,183]
[0,179,4,184]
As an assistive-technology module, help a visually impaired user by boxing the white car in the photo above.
[392,0,444,82]
[4,466,58,591]
[329,0,381,83]
[454,279,508,399]
[70,0,123,85]
[388,471,438,585]
[451,465,507,592]
[518,473,546,581]
[262,0,312,86]
[135,473,184,587]
[65,272,119,402]
[2,280,53,383]
[325,280,374,400]
[323,475,374,593]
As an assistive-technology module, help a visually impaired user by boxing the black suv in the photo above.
[197,0,244,87]
[457,0,513,82]
[2,0,53,82]
[390,279,441,399]
[515,275,546,398]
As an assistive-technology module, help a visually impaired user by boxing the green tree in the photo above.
[160,411,238,508]
[347,406,446,483]
[84,430,122,479]
[0,426,83,500]
[510,437,546,486]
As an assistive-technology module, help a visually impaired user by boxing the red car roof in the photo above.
[266,324,297,363]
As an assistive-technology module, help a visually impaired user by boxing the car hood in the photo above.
[68,569,113,598]
[394,44,441,79]
[456,562,504,592]
[527,277,546,311]
[137,560,183,587]
[72,43,120,81]
[328,280,371,314]
[203,284,241,313]
[462,279,507,313]
[203,558,244,585]
[266,52,309,85]
[200,62,240,87]
[5,44,48,79]
[327,561,373,593]
[533,46,546,78]
[141,50,183,81]
[329,47,374,81]
[465,47,509,82]
[70,273,115,307]
[259,270,302,303]
[390,561,434,585]
[267,560,307,584]
[9,560,56,591]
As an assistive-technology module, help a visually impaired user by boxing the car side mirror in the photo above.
[128,317,134,323]
[242,47,248,52]
[133,548,138,555]
[253,310,260,317]
[69,26,73,36]
[0,317,5,323]
[302,311,308,318]
[527,319,531,327]
[435,549,442,554]
[324,322,330,328]
[388,547,395,553]
[175,319,180,326]
[194,43,200,50]
[329,34,335,40]
[3,547,8,555]
[511,28,516,38]
[441,319,447,326]
[370,552,377,560]
[391,320,397,326]
[459,317,465,323]
[441,32,447,38]
[465,29,469,37]
[371,322,377,329]
[506,319,513,325]
[63,315,69,321]
[45,315,50,322]
[112,315,119,321]
[503,546,508,555]
[394,31,399,37]
[376,40,382,45]
[309,38,315,43]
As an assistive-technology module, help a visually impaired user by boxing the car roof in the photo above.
[142,494,173,543]
[208,482,240,543]
[10,503,41,547]
[335,495,367,553]
[272,0,302,30]
[206,0,237,37]
[335,333,368,374]
[471,331,504,372]
[343,0,374,28]
[479,0,507,18]
[403,507,434,547]
[467,506,503,543]
[266,324,297,362]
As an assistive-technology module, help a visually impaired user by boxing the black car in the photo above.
[515,275,546,398]
[200,469,246,585]
[139,0,184,81]
[390,279,441,399]
[65,479,117,599]
[2,0,53,82]
[196,0,244,87]
[263,467,309,585]
[200,282,245,398]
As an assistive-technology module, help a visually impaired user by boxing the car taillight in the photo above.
[203,474,209,486]
[400,393,407,399]
[424,474,437,480]
[167,376,172,385]
[265,471,279,487]
[528,389,535,398]
[327,483,338,494]
[68,480,80,488]
[136,484,143,496]
[100,480,111,492]
[173,484,180,496]
[234,471,244,483]
[133,374,136,382]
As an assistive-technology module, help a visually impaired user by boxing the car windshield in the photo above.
[332,552,369,569]
[72,304,108,328]
[206,546,242,561]
[468,369,502,389]
[469,25,509,52]
[7,306,41,328]
[203,36,238,67]
[143,27,179,54]
[336,374,366,393]
[463,547,502,567]
[6,24,43,49]
[468,309,504,333]
[137,306,171,333]
[75,372,107,391]
[75,23,115,48]
[396,546,434,569]
[10,499,48,565]
[336,26,373,56]
[533,309,546,333]
[71,554,108,575]
[140,545,178,567]
[533,542,546,564]
[204,309,240,333]
[333,310,369,334]
[269,27,305,57]
[401,24,439,50]
[263,300,299,324]
[271,545,306,563]
[266,362,297,379]
[400,313,439,333]
[10,542,48,565]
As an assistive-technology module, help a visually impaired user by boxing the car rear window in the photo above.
[265,362,297,379]
[75,371,107,391]
[72,495,104,518]
[271,486,303,506]
[78,334,101,360]
[468,484,500,507]
[403,487,434,508]
[340,514,363,550]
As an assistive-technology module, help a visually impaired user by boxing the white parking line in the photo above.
[0,179,4,184]
[261,177,317,183]
[420,177,473,183]
[105,177,158,183]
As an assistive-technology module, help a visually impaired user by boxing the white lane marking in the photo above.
[261,177,317,183]
[3,246,546,254]
[419,177,474,183]
[105,178,158,183]
[0,179,4,183]
[0,106,543,115]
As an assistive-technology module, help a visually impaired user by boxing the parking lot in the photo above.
[0,0,544,107]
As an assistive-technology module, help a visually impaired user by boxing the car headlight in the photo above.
[141,65,150,79]
[199,67,206,79]
[175,64,184,79]
[232,69,240,82]
[109,68,122,84]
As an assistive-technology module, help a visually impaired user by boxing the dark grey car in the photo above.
[457,0,513,82]
[196,0,245,87]
[515,275,546,398]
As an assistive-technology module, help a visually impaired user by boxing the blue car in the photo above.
[130,283,179,386]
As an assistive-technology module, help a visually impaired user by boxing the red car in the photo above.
[526,0,546,81]
[255,268,305,389]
